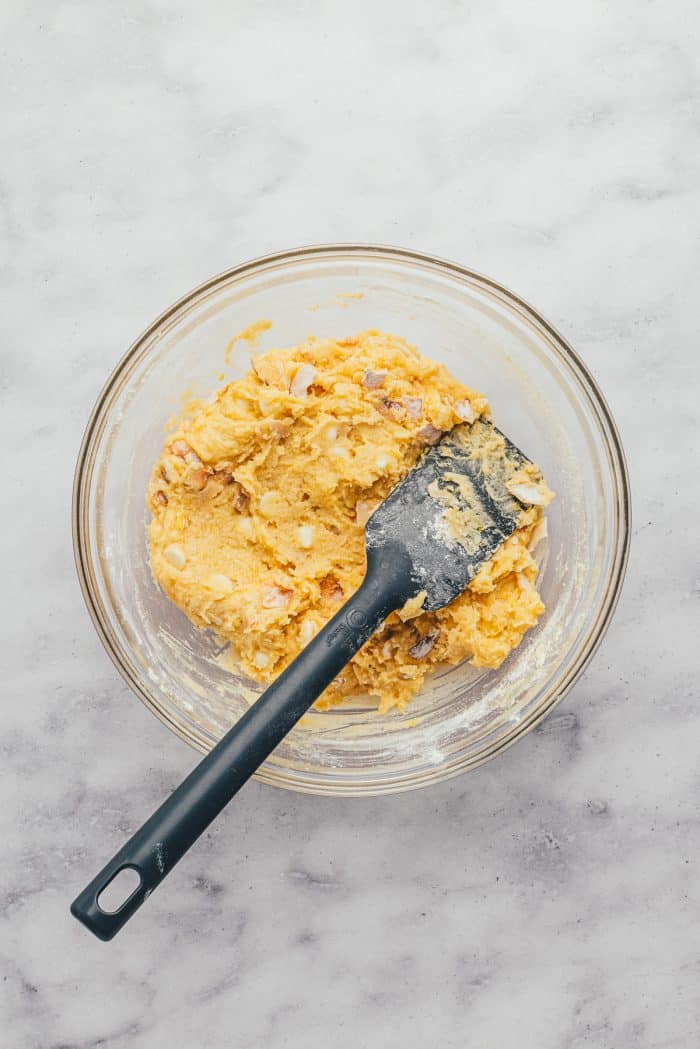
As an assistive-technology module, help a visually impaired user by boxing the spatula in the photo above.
[71,418,542,939]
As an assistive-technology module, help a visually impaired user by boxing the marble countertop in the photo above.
[3,2,699,1046]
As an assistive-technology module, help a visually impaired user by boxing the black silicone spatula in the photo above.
[71,419,541,939]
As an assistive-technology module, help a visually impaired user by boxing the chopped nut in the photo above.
[355,500,375,526]
[403,397,423,420]
[300,617,319,644]
[362,369,387,389]
[164,543,186,569]
[239,516,254,539]
[170,439,193,459]
[155,490,168,506]
[253,651,270,669]
[408,629,440,660]
[417,423,443,445]
[289,363,318,398]
[297,525,315,549]
[170,440,207,489]
[209,573,234,593]
[184,466,209,492]
[180,443,205,467]
[262,585,293,608]
[454,399,475,423]
[231,482,250,513]
[378,397,406,421]
[320,576,344,603]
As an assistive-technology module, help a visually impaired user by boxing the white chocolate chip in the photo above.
[259,491,279,516]
[257,398,278,417]
[454,399,475,423]
[300,617,319,644]
[164,544,186,569]
[297,525,315,549]
[289,363,318,398]
[239,516,254,539]
[209,573,234,593]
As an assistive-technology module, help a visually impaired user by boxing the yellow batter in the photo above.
[148,330,553,713]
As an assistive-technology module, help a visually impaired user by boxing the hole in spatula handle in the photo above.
[71,861,149,940]
[97,867,142,913]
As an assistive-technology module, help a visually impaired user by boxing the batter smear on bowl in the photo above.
[147,331,553,713]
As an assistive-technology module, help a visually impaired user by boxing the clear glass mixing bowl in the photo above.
[73,245,630,795]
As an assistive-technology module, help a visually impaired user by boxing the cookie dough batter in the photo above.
[148,330,552,713]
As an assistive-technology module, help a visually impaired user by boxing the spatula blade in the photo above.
[365,419,539,611]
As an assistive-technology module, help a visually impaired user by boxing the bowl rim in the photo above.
[73,243,631,795]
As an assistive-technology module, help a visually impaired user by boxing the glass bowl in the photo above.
[73,245,630,795]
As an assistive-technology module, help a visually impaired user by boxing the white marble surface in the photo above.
[3,1,699,1046]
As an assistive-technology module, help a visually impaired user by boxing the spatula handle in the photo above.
[71,543,414,940]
